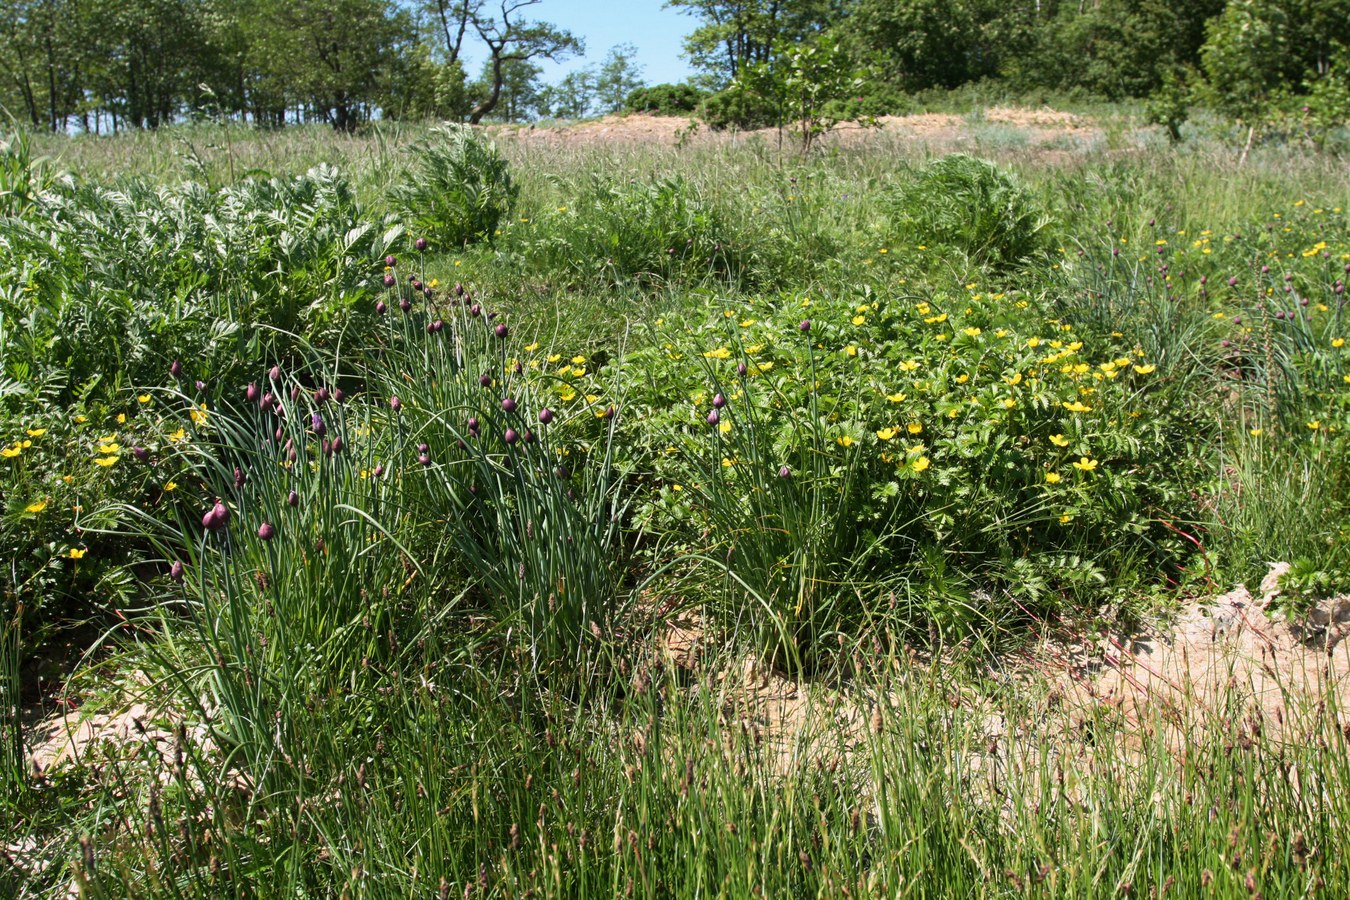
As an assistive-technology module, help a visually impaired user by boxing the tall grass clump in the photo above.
[390,123,518,249]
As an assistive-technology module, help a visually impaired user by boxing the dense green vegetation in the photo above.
[3,0,1348,141]
[2,113,1350,896]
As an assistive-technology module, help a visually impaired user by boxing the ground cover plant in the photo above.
[3,114,1350,897]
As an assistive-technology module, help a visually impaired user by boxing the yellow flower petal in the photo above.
[68,548,86,559]
[26,428,46,437]
[1050,434,1070,447]
[94,456,119,467]
[1045,472,1062,484]
[25,500,47,514]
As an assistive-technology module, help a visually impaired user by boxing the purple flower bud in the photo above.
[470,304,482,317]
[330,435,343,455]
[333,388,345,404]
[203,500,230,531]
[288,489,299,507]
[418,453,431,466]
[1199,275,1207,285]
[736,362,747,376]
[712,393,727,409]
[415,237,428,251]
[373,464,385,477]
[1233,316,1242,324]
[1228,276,1238,287]
[311,412,326,436]
[261,392,273,410]
[234,467,245,489]
[290,385,302,401]
[195,380,206,393]
[494,323,509,339]
[269,365,281,382]
[524,430,536,444]
[1261,265,1270,274]
[399,298,411,312]
[1221,340,1231,348]
[258,522,275,541]
[170,560,184,583]
[603,406,615,420]
[431,319,444,332]
[480,374,493,388]
[246,383,259,403]
[501,397,517,413]
[707,410,720,426]
[1112,247,1119,257]
[504,428,519,445]
[390,396,402,412]
[412,280,423,292]
[315,387,329,404]
[133,446,149,461]
[799,320,810,332]
[385,255,396,267]
[376,300,387,314]
[322,438,333,456]
[538,408,554,425]
[383,274,396,287]
[779,466,791,479]
[170,360,183,378]
[467,417,479,431]
[418,443,429,454]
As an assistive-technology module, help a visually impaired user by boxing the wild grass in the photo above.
[4,111,1350,897]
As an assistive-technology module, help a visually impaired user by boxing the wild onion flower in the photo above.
[202,500,230,531]
[132,446,149,461]
[501,397,517,413]
[1228,276,1238,286]
[195,380,206,393]
[269,365,281,382]
[261,392,273,409]
[170,360,183,378]
[480,374,493,388]
[383,274,396,287]
[538,408,554,425]
[234,467,245,489]
[385,255,396,267]
[376,300,387,314]
[418,443,429,454]
[331,436,344,454]
[495,323,509,339]
[431,319,444,332]
[736,362,747,376]
[779,466,791,478]
[315,387,330,404]
[311,412,326,436]
[170,560,184,583]
[470,304,482,317]
[390,396,402,412]
[287,489,299,507]
[467,416,479,431]
[799,320,810,332]
[333,388,345,404]
[602,406,615,419]
[504,428,519,445]
[412,279,423,291]
[707,410,720,426]
[399,298,411,312]
[418,453,431,466]
[415,238,428,251]
[712,393,726,409]
[373,464,385,477]
[246,383,259,403]
[258,522,275,541]
[524,430,536,444]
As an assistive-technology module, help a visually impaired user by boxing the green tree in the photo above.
[664,0,840,87]
[466,0,581,124]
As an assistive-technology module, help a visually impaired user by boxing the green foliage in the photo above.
[886,154,1052,269]
[624,83,706,116]
[698,82,780,131]
[390,124,517,248]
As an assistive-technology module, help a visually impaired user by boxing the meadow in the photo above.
[2,109,1350,897]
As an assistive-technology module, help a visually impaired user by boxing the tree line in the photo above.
[2,0,1346,134]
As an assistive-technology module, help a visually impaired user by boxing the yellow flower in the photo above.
[1249,428,1263,436]
[138,394,151,404]
[1045,472,1062,484]
[757,362,774,372]
[671,484,683,492]
[1333,338,1345,348]
[1001,398,1016,409]
[559,389,577,402]
[912,456,930,473]
[1062,401,1092,413]
[900,360,919,372]
[94,456,119,467]
[1072,457,1099,472]
[718,422,731,434]
[1308,420,1322,431]
[1132,364,1156,375]
[62,475,73,484]
[97,442,120,454]
[73,415,87,424]
[1059,513,1074,524]
[1050,434,1069,447]
[2,446,21,458]
[571,355,587,365]
[721,457,735,468]
[525,342,540,352]
[1004,372,1022,386]
[845,345,858,357]
[955,374,969,385]
[116,413,126,424]
[1027,337,1041,348]
[26,428,46,437]
[703,347,732,360]
[68,548,86,560]
[924,313,948,324]
[876,427,897,441]
[168,428,186,443]
[164,481,178,492]
[963,327,982,337]
[190,407,208,426]
[838,435,855,447]
[886,392,907,403]
[906,422,923,435]
[25,499,47,514]
[547,354,562,364]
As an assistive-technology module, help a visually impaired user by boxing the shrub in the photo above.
[699,84,779,131]
[624,83,705,116]
[390,124,517,249]
[886,154,1052,268]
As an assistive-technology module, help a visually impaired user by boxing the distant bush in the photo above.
[624,83,705,116]
[390,124,517,249]
[886,154,1052,268]
[699,84,779,131]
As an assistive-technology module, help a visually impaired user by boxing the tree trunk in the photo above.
[468,53,504,124]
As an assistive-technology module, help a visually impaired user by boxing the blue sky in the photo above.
[459,0,698,86]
